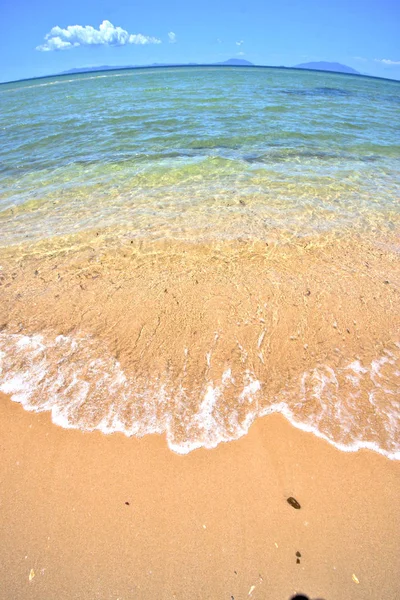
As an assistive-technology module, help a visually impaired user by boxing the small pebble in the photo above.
[287,496,301,509]
[125,502,130,506]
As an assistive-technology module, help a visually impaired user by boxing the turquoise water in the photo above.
[0,66,399,246]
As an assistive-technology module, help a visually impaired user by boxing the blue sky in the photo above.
[1,0,399,82]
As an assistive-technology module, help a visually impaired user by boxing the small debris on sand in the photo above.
[287,496,301,509]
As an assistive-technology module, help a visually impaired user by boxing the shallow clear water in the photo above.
[1,67,399,245]
[0,67,399,458]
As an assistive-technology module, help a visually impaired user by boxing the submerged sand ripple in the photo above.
[0,233,399,456]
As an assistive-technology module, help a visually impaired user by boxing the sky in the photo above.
[1,0,399,83]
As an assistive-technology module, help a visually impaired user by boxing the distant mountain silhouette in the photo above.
[215,58,254,66]
[149,62,199,67]
[61,65,120,74]
[57,59,368,79]
[60,59,254,75]
[294,61,360,75]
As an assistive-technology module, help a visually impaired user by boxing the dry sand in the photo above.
[1,391,399,600]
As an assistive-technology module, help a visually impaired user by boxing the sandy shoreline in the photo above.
[1,391,399,600]
[1,234,399,455]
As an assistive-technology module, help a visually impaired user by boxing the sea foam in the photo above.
[0,332,399,458]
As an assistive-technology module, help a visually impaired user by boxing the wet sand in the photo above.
[0,391,399,600]
[1,233,399,454]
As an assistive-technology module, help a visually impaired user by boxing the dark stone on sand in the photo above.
[125,501,130,506]
[384,280,390,284]
[296,558,301,564]
[287,496,301,509]
[296,551,301,557]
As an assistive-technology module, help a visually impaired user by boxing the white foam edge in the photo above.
[3,381,399,460]
[1,334,399,460]
[260,403,400,461]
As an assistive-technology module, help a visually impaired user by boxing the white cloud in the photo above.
[216,38,222,44]
[168,31,176,43]
[236,40,244,46]
[237,52,245,56]
[36,20,161,51]
[374,58,400,65]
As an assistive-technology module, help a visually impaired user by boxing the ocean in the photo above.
[0,66,399,457]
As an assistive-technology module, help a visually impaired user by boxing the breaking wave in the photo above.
[1,332,399,458]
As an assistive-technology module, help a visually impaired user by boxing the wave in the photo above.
[1,332,399,458]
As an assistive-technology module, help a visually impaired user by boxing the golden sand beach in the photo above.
[0,392,399,600]
[0,231,399,599]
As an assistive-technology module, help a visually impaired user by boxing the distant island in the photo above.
[293,61,360,75]
[44,59,370,81]
[215,58,254,66]
[59,59,364,78]
[60,59,363,78]
[61,58,254,75]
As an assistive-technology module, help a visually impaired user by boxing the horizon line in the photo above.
[1,63,400,87]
